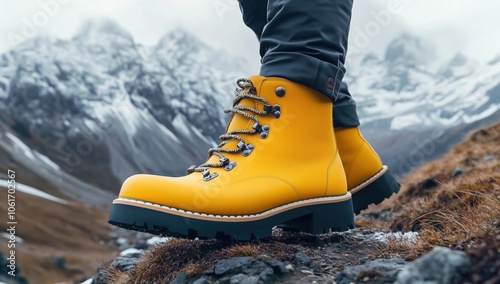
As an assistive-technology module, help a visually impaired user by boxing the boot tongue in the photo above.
[225,75,266,133]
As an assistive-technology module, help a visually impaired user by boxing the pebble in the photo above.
[115,237,127,245]
[301,270,314,275]
[146,236,169,246]
[192,278,211,284]
[245,276,260,284]
[483,155,495,162]
[230,273,248,283]
[395,246,470,284]
[294,252,311,267]
[169,272,186,284]
[110,255,140,272]
[335,258,407,284]
[119,248,143,257]
[452,167,465,177]
[259,268,274,283]
[264,259,286,274]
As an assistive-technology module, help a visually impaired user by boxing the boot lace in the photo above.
[187,78,281,181]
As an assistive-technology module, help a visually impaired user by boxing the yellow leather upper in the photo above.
[119,76,347,215]
[335,127,383,190]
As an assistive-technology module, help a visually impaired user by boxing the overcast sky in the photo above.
[1,0,499,73]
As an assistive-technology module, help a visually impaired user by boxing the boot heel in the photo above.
[278,197,354,234]
[351,166,400,214]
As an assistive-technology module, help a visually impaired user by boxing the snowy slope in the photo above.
[345,34,500,132]
[0,19,246,191]
[0,179,67,204]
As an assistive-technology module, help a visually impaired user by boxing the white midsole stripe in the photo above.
[113,192,352,222]
[348,165,388,195]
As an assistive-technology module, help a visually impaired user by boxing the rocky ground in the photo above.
[84,122,500,284]
[87,223,489,284]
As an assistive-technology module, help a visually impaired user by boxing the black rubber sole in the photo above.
[108,197,354,241]
[351,166,400,214]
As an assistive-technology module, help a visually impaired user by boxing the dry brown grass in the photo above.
[102,265,131,284]
[111,238,299,283]
[129,238,228,281]
[225,244,262,258]
[368,122,500,260]
[0,190,117,283]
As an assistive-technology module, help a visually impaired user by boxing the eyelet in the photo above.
[224,161,237,171]
[219,157,229,166]
[242,143,255,156]
[253,123,263,132]
[203,172,218,181]
[264,104,281,118]
[201,168,210,177]
[237,141,246,150]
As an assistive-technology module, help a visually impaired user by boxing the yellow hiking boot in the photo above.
[109,76,354,240]
[335,127,400,213]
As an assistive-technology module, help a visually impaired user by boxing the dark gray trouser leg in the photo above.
[238,0,360,128]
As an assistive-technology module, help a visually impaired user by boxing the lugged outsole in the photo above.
[350,166,401,214]
[108,196,355,241]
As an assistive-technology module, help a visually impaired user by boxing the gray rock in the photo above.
[50,256,66,269]
[110,255,139,272]
[294,252,311,267]
[218,276,231,284]
[264,259,287,274]
[230,273,249,283]
[483,155,495,162]
[335,258,407,284]
[259,267,274,283]
[395,246,471,284]
[115,237,128,249]
[210,257,268,276]
[242,261,268,276]
[285,264,295,272]
[242,276,260,284]
[119,248,143,258]
[213,257,253,275]
[170,272,187,284]
[192,277,211,284]
[452,167,465,177]
[133,239,149,250]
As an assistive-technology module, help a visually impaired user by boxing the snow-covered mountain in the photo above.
[0,21,499,194]
[0,19,245,192]
[342,33,500,174]
[346,34,500,133]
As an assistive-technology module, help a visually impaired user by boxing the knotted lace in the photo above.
[188,78,273,175]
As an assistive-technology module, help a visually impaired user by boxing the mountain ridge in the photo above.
[0,20,247,194]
